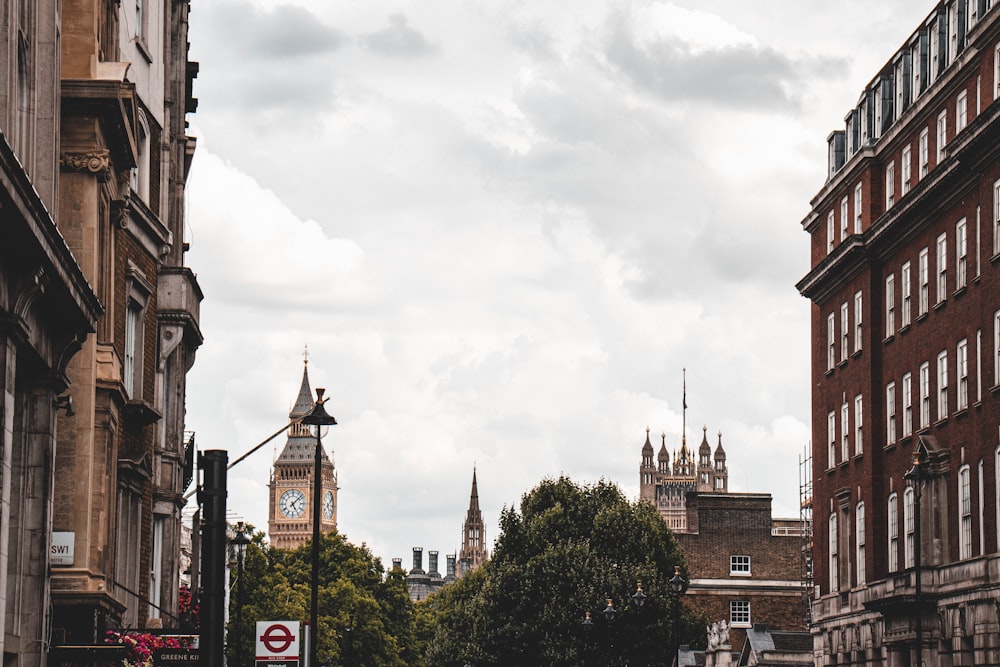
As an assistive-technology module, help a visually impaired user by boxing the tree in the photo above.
[423,476,706,666]
[227,527,421,667]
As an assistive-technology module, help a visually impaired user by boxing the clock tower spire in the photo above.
[268,356,339,549]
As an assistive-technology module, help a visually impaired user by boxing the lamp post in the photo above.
[301,388,337,667]
[581,583,646,666]
[904,447,927,667]
[229,523,250,667]
[669,566,687,667]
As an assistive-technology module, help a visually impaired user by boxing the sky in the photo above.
[182,0,936,567]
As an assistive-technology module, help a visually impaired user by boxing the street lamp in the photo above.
[669,566,687,667]
[229,523,251,667]
[301,388,337,667]
[904,446,927,667]
[581,584,646,666]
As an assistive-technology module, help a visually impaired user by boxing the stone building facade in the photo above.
[0,0,202,659]
[268,361,338,550]
[797,1,1000,664]
[677,493,808,652]
[640,426,728,531]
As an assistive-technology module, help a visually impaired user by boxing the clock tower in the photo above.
[268,359,338,549]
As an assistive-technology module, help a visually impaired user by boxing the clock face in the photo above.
[323,490,335,520]
[279,489,306,518]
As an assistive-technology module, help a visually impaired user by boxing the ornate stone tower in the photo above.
[458,468,488,575]
[268,360,338,550]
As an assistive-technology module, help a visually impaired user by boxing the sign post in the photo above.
[255,621,300,667]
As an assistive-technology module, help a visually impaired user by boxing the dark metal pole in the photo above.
[914,477,923,667]
[199,450,228,667]
[302,388,337,667]
[235,530,247,667]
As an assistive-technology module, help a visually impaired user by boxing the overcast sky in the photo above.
[182,0,934,567]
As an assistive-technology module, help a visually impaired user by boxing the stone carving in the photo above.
[60,150,110,174]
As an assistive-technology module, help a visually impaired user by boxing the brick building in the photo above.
[797,1,1000,664]
[676,493,808,651]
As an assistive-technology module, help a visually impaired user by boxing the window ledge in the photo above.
[954,285,967,298]
[935,416,949,427]
[839,460,850,469]
[883,441,896,452]
[990,384,1000,396]
[825,368,835,377]
[884,334,895,344]
[135,37,153,64]
[916,312,929,322]
[990,252,1000,265]
[899,324,911,335]
[852,349,863,359]
[838,359,849,369]
[933,300,946,312]
[853,452,864,461]
[729,572,752,578]
[954,407,969,419]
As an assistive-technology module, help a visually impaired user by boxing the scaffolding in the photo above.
[798,443,814,627]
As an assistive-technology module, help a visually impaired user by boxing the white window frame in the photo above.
[886,161,896,209]
[959,464,972,559]
[904,486,915,568]
[919,128,930,178]
[854,183,863,233]
[829,513,839,591]
[827,313,836,371]
[903,372,913,437]
[958,338,969,410]
[886,274,896,337]
[902,261,912,326]
[957,218,968,289]
[920,361,931,428]
[854,290,863,352]
[938,349,949,419]
[957,90,968,133]
[995,43,1000,100]
[995,310,1000,386]
[827,211,835,254]
[840,196,849,242]
[886,382,897,444]
[854,394,864,455]
[937,109,948,164]
[841,302,849,361]
[731,600,751,628]
[937,232,948,303]
[841,402,850,461]
[919,248,930,315]
[993,179,1000,255]
[730,555,751,576]
[901,145,912,196]
[856,501,866,586]
[888,492,899,572]
[828,411,837,468]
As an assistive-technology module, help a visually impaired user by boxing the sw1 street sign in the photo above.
[256,621,300,667]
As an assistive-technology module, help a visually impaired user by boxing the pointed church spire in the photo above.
[469,466,480,515]
[290,353,315,419]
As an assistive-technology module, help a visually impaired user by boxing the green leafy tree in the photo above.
[424,476,706,666]
[227,527,420,667]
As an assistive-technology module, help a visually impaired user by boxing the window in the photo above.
[731,600,751,627]
[827,313,836,371]
[919,248,929,315]
[919,128,929,177]
[840,196,849,242]
[995,43,1000,100]
[937,110,948,163]
[888,492,899,572]
[904,486,915,568]
[854,394,864,455]
[885,161,896,209]
[841,302,849,361]
[957,90,968,133]
[901,145,912,195]
[854,183,863,233]
[730,555,751,575]
[930,17,941,81]
[841,402,850,461]
[995,310,1000,385]
[124,300,141,396]
[994,179,1000,255]
[920,361,931,428]
[854,291,863,351]
[150,516,164,618]
[902,261,912,326]
[957,218,968,289]
[959,465,972,559]
[886,274,896,337]
[938,349,949,418]
[902,372,913,437]
[827,211,835,254]
[958,339,969,410]
[828,411,837,468]
[856,502,866,586]
[829,513,839,591]
[937,233,948,303]
[886,382,897,444]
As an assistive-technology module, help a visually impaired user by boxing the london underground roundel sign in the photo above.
[256,621,300,661]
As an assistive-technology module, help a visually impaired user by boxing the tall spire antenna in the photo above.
[682,368,688,445]
[303,344,310,365]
